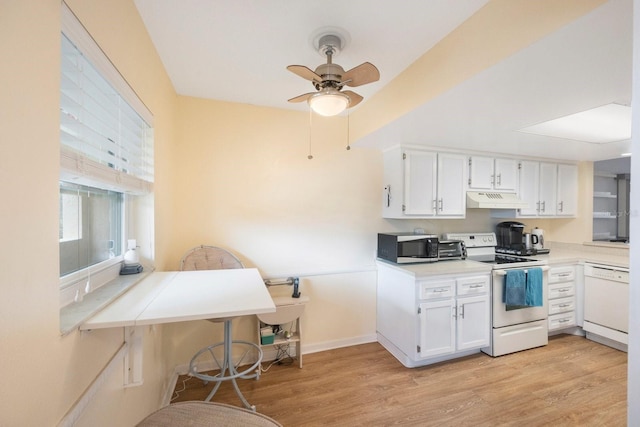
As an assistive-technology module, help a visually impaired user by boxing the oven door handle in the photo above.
[494,266,549,276]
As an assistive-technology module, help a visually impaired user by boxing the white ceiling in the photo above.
[134,0,632,162]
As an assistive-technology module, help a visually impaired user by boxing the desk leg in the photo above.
[191,319,262,411]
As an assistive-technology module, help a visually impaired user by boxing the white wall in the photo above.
[626,0,640,424]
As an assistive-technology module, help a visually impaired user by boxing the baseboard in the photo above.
[302,334,378,354]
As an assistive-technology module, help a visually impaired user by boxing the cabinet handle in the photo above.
[438,198,443,211]
[541,201,546,212]
[432,288,449,293]
[459,304,465,319]
[558,304,571,308]
[469,284,484,288]
[558,319,570,323]
[558,288,570,292]
[558,201,564,212]
[536,201,541,213]
[497,173,502,186]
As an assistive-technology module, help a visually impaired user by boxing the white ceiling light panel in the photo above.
[517,103,631,144]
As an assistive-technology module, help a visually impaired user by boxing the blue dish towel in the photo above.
[525,267,544,307]
[504,269,526,306]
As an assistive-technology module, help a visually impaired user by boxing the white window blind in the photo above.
[60,4,153,194]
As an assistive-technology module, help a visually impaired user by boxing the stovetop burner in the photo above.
[495,247,550,256]
[480,254,539,264]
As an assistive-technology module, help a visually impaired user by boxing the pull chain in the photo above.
[308,107,313,160]
[346,111,351,151]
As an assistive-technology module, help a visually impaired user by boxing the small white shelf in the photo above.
[593,192,617,199]
[593,212,616,219]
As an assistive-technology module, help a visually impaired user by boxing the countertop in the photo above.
[377,241,629,276]
[540,241,629,269]
[376,259,493,277]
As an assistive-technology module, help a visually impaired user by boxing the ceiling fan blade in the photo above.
[342,90,364,107]
[287,65,322,83]
[288,92,315,103]
[342,62,380,87]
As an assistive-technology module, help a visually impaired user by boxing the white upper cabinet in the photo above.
[468,156,518,191]
[517,161,577,218]
[382,147,466,219]
[494,158,519,191]
[517,160,541,216]
[437,153,467,216]
[404,150,437,215]
[538,162,558,216]
[556,164,578,216]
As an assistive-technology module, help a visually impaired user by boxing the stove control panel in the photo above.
[442,232,496,249]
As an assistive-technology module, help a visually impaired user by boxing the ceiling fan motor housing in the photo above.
[314,34,346,90]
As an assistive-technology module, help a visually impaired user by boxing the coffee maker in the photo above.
[496,221,527,254]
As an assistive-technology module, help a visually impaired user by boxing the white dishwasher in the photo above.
[583,263,629,352]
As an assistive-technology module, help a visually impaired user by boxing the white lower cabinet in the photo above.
[547,265,577,332]
[377,262,490,367]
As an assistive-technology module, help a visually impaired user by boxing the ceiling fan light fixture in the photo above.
[308,90,349,116]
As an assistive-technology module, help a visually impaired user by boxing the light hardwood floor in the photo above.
[171,334,627,426]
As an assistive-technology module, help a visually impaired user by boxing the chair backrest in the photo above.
[180,245,244,271]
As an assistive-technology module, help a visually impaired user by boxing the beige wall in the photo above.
[0,0,177,425]
[0,0,601,426]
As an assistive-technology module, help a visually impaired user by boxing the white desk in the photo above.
[81,269,275,388]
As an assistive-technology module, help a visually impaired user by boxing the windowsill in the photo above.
[60,265,154,335]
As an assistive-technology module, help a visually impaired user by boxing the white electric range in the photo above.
[443,232,549,356]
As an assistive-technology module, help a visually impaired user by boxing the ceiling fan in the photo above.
[287,33,380,116]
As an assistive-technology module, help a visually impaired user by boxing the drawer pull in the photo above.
[558,319,571,323]
[558,304,571,308]
[469,284,484,289]
[432,288,449,293]
[557,288,571,292]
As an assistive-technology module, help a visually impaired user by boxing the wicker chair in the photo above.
[136,401,281,426]
[180,246,263,411]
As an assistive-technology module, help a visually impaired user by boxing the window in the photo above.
[60,4,153,304]
[59,182,123,276]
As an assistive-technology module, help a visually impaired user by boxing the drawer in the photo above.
[548,296,575,315]
[549,266,575,284]
[549,311,576,331]
[419,280,455,300]
[549,282,575,299]
[456,276,490,296]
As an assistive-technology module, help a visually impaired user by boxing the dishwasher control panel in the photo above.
[584,264,629,283]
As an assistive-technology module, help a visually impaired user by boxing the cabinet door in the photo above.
[437,153,467,217]
[468,156,494,190]
[404,150,437,216]
[494,158,518,191]
[419,300,456,358]
[517,160,540,217]
[457,295,490,351]
[538,162,558,216]
[556,164,578,216]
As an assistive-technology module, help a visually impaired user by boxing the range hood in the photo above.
[466,191,528,209]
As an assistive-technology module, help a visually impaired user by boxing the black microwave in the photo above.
[377,233,439,264]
